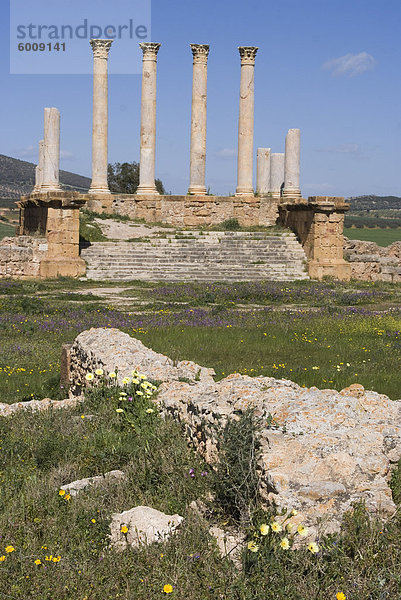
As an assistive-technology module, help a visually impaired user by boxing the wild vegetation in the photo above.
[1,278,401,598]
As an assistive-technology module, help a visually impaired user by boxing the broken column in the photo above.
[41,108,61,191]
[236,46,258,196]
[283,128,301,200]
[188,44,209,195]
[33,139,44,192]
[269,152,285,198]
[256,147,271,195]
[89,39,113,194]
[137,42,161,195]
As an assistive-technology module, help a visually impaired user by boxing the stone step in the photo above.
[81,231,308,282]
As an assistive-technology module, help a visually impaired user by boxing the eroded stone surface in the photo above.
[110,506,183,551]
[344,238,401,282]
[69,328,401,536]
[0,396,79,416]
[61,470,125,497]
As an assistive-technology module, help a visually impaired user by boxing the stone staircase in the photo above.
[81,230,308,282]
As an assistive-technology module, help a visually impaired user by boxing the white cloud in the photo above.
[216,147,236,158]
[323,52,376,77]
[318,143,360,154]
[60,150,74,160]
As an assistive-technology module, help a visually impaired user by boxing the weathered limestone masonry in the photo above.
[344,238,401,282]
[280,196,351,280]
[137,43,161,195]
[68,328,401,538]
[89,39,113,195]
[256,148,271,196]
[269,153,285,199]
[236,47,258,196]
[32,139,44,192]
[17,192,86,278]
[0,236,48,278]
[112,193,279,227]
[188,44,209,195]
[283,128,301,200]
[41,108,61,192]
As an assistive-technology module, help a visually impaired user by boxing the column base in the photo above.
[269,191,281,199]
[88,185,111,195]
[188,185,207,195]
[235,186,254,196]
[40,184,62,192]
[283,188,302,201]
[40,257,86,279]
[136,185,159,196]
[308,259,351,281]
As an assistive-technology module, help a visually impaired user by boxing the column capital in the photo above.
[190,44,210,64]
[90,39,113,59]
[238,46,258,66]
[139,42,161,61]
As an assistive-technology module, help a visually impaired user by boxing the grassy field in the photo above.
[344,226,401,246]
[0,221,15,240]
[1,278,401,598]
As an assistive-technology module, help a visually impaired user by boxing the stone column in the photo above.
[137,42,161,195]
[236,46,258,196]
[269,153,285,198]
[188,44,209,195]
[256,147,271,195]
[33,139,44,192]
[41,108,61,191]
[89,39,113,194]
[283,128,301,200]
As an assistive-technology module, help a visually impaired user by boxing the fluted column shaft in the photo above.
[283,128,301,199]
[89,39,113,194]
[256,147,271,195]
[188,44,209,195]
[41,108,61,191]
[236,46,258,196]
[270,153,285,198]
[137,42,161,195]
[33,139,44,192]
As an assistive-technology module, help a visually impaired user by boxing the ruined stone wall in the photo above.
[111,194,280,227]
[0,236,48,278]
[279,197,351,281]
[344,238,401,282]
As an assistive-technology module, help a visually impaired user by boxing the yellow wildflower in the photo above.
[109,372,116,379]
[5,546,15,553]
[52,556,61,563]
[91,519,96,523]
[271,521,282,533]
[95,368,104,376]
[122,377,131,385]
[307,542,319,554]
[280,537,290,550]
[0,555,6,562]
[146,408,154,414]
[163,584,173,594]
[121,525,128,534]
[45,555,53,561]
[297,524,308,537]
[59,489,66,496]
[85,373,94,381]
[247,541,259,552]
[336,594,346,600]
[65,494,71,501]
[34,559,42,565]
[259,523,269,536]
[116,408,124,413]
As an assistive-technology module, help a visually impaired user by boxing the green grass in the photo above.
[344,226,401,246]
[0,221,15,240]
[1,279,401,597]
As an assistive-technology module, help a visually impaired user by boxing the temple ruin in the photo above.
[1,40,352,281]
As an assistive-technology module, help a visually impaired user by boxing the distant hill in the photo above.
[0,154,90,199]
[348,195,401,211]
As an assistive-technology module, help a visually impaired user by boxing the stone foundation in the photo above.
[12,191,86,279]
[279,197,351,281]
[344,238,401,282]
[0,236,48,278]
[112,193,280,227]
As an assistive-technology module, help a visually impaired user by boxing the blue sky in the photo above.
[1,0,400,198]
